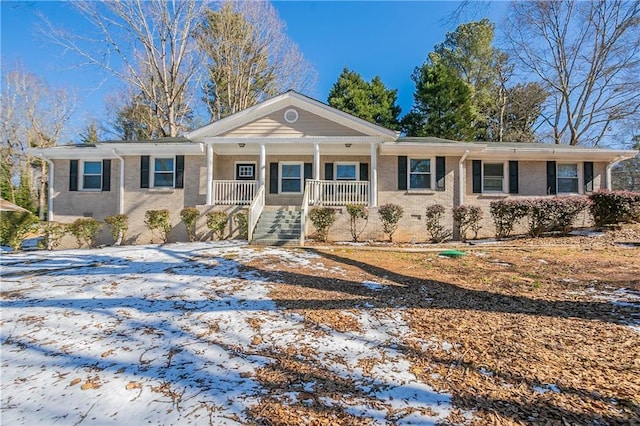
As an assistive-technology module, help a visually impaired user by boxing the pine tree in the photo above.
[402,62,474,140]
[328,67,401,130]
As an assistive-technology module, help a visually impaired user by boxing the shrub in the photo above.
[206,211,229,240]
[489,200,528,239]
[589,190,640,227]
[39,222,67,250]
[425,204,451,243]
[548,197,591,236]
[144,209,172,243]
[104,214,129,245]
[452,205,483,241]
[0,210,40,250]
[234,211,248,240]
[67,218,102,248]
[378,203,404,242]
[309,207,336,242]
[523,198,554,238]
[346,204,368,242]
[180,208,200,242]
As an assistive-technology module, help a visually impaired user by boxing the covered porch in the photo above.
[201,138,379,243]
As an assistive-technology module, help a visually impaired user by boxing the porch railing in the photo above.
[301,179,369,245]
[305,179,369,206]
[211,180,257,205]
[248,184,265,242]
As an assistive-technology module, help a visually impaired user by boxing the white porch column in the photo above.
[206,143,214,205]
[458,150,469,206]
[259,143,266,187]
[370,142,378,207]
[313,143,320,180]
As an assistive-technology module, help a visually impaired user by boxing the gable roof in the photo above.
[185,90,399,141]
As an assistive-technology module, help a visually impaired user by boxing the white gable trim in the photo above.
[185,91,398,141]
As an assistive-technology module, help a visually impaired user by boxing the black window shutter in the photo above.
[69,160,78,192]
[324,163,334,180]
[547,161,557,195]
[304,163,312,183]
[359,163,369,181]
[398,156,407,190]
[140,156,150,189]
[175,155,185,188]
[102,159,111,192]
[584,161,594,192]
[435,156,445,191]
[508,161,518,194]
[269,162,278,194]
[472,160,482,193]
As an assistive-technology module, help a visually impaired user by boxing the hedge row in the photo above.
[2,208,250,251]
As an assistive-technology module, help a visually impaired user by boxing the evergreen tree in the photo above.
[402,62,474,140]
[15,167,35,213]
[430,19,498,139]
[327,67,401,130]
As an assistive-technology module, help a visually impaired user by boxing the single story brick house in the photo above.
[30,91,637,246]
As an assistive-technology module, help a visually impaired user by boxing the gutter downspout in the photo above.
[112,150,125,215]
[606,155,625,190]
[458,150,469,206]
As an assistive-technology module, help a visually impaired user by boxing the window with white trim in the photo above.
[153,157,175,187]
[81,160,102,190]
[279,162,303,193]
[238,165,254,178]
[409,158,432,190]
[335,162,359,181]
[235,162,256,181]
[483,162,505,192]
[557,163,579,193]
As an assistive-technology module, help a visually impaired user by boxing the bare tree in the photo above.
[197,1,316,121]
[41,0,209,137]
[505,1,640,146]
[1,64,75,218]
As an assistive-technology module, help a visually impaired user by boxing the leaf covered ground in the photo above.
[1,227,639,425]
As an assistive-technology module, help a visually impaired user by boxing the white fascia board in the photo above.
[471,147,638,162]
[100,143,204,155]
[27,146,118,160]
[379,142,486,156]
[202,136,388,145]
[29,143,204,160]
[186,92,398,140]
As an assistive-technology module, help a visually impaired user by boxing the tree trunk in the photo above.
[39,161,47,220]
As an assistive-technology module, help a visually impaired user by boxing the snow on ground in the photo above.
[1,242,455,425]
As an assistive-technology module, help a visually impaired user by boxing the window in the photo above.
[82,161,102,190]
[409,158,432,189]
[335,163,358,181]
[235,162,256,181]
[483,163,505,192]
[557,163,579,193]
[280,162,302,193]
[154,157,175,187]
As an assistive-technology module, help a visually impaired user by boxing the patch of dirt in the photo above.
[246,226,640,424]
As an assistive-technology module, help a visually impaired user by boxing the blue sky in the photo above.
[1,1,510,141]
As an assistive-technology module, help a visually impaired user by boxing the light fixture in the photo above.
[345,143,352,148]
[239,143,246,148]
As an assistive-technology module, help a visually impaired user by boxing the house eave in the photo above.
[471,147,638,162]
[29,142,204,159]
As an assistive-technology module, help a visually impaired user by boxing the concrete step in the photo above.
[251,238,301,247]
[251,207,302,246]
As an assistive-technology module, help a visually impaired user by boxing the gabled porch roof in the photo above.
[185,90,398,145]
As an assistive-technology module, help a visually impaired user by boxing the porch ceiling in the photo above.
[212,142,371,156]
